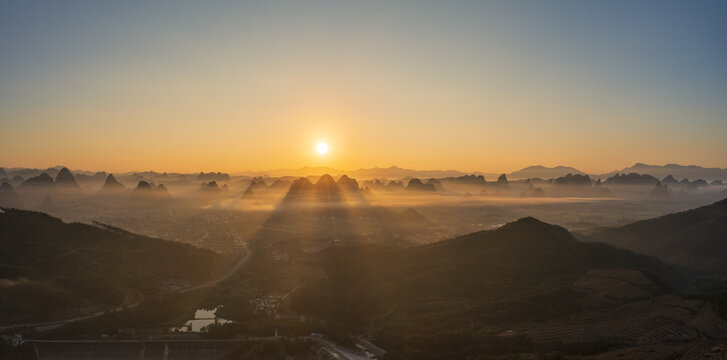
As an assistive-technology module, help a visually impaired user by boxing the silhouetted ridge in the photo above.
[136,181,152,190]
[615,163,727,182]
[279,174,349,203]
[312,174,342,200]
[688,179,708,189]
[54,167,80,189]
[315,174,336,187]
[604,173,659,185]
[196,172,230,182]
[19,173,54,188]
[130,181,172,204]
[591,197,727,275]
[496,216,574,242]
[496,173,509,185]
[100,174,125,192]
[442,174,486,185]
[336,175,360,191]
[386,180,404,192]
[248,177,267,190]
[425,178,444,191]
[288,177,314,193]
[662,174,677,184]
[509,165,584,179]
[554,173,592,186]
[404,178,436,192]
[312,174,340,192]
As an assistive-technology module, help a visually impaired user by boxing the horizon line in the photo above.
[2,161,727,178]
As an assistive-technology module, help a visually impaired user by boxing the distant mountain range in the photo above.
[281,174,363,204]
[508,165,585,179]
[3,162,726,183]
[506,163,727,182]
[239,166,488,180]
[598,163,727,181]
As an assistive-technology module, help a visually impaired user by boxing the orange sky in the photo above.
[2,2,726,174]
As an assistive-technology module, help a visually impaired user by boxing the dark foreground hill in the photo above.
[0,209,233,325]
[289,217,726,359]
[587,197,727,275]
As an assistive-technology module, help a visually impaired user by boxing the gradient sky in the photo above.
[1,1,726,174]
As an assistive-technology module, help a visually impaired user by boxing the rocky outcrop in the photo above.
[336,175,360,192]
[19,173,55,189]
[404,178,436,192]
[496,174,509,185]
[604,173,659,185]
[54,168,81,189]
[554,173,592,186]
[99,174,126,192]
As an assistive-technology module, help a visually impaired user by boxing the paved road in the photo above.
[180,239,251,293]
[0,298,144,332]
[0,236,252,332]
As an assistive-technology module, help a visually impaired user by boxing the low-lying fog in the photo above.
[2,170,726,253]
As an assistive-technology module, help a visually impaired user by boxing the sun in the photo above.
[316,142,328,155]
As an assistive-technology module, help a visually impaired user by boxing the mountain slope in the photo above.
[19,172,55,189]
[587,197,727,275]
[99,174,125,192]
[0,209,232,324]
[287,217,722,358]
[54,167,81,190]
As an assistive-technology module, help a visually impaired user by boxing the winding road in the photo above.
[180,238,251,293]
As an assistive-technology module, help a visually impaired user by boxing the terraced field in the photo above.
[519,270,727,357]
[589,340,727,360]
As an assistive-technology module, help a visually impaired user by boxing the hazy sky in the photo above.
[1,1,726,174]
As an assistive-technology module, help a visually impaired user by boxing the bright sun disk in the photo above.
[316,142,328,154]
